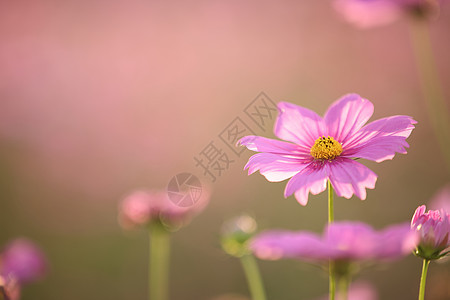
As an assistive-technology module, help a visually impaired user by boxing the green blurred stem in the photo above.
[418,259,430,300]
[328,181,336,300]
[409,18,450,173]
[329,261,336,300]
[240,254,267,300]
[149,223,170,300]
[338,275,350,300]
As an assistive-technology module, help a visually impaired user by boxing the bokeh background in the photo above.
[1,1,449,299]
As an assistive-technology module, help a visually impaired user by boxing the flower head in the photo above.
[118,189,209,230]
[411,205,450,260]
[0,238,48,284]
[251,222,417,267]
[239,94,416,205]
[333,0,442,28]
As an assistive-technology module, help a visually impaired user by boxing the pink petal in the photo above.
[324,94,374,144]
[328,158,377,200]
[274,102,325,148]
[411,205,426,226]
[284,162,329,205]
[250,230,324,261]
[239,135,309,156]
[432,216,450,247]
[244,153,309,182]
[376,223,418,259]
[343,115,416,162]
[325,222,377,259]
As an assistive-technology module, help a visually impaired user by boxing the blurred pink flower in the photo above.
[429,184,450,212]
[314,281,378,300]
[239,94,416,205]
[251,222,417,263]
[334,0,401,28]
[119,189,209,230]
[0,238,48,284]
[0,276,21,300]
[411,205,450,260]
[333,0,442,28]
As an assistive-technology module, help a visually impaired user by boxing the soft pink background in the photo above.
[0,1,449,299]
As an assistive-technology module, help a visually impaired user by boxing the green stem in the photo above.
[418,259,430,300]
[149,223,170,300]
[409,18,450,173]
[328,180,336,300]
[240,254,267,300]
[329,262,336,300]
[328,180,334,223]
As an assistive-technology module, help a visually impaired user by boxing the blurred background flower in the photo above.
[221,214,258,258]
[0,276,21,300]
[251,222,416,265]
[251,222,415,299]
[119,188,209,231]
[333,0,403,28]
[1,1,450,299]
[0,238,47,285]
[333,0,442,28]
[0,238,47,300]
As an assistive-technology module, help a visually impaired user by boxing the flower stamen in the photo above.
[310,136,343,161]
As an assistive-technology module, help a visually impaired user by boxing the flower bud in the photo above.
[221,215,257,257]
[411,205,450,260]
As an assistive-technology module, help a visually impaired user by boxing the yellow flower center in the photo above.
[310,136,343,161]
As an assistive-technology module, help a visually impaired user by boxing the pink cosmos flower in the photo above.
[118,189,209,230]
[0,238,48,284]
[333,0,442,28]
[411,205,450,260]
[251,222,417,263]
[239,94,416,205]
